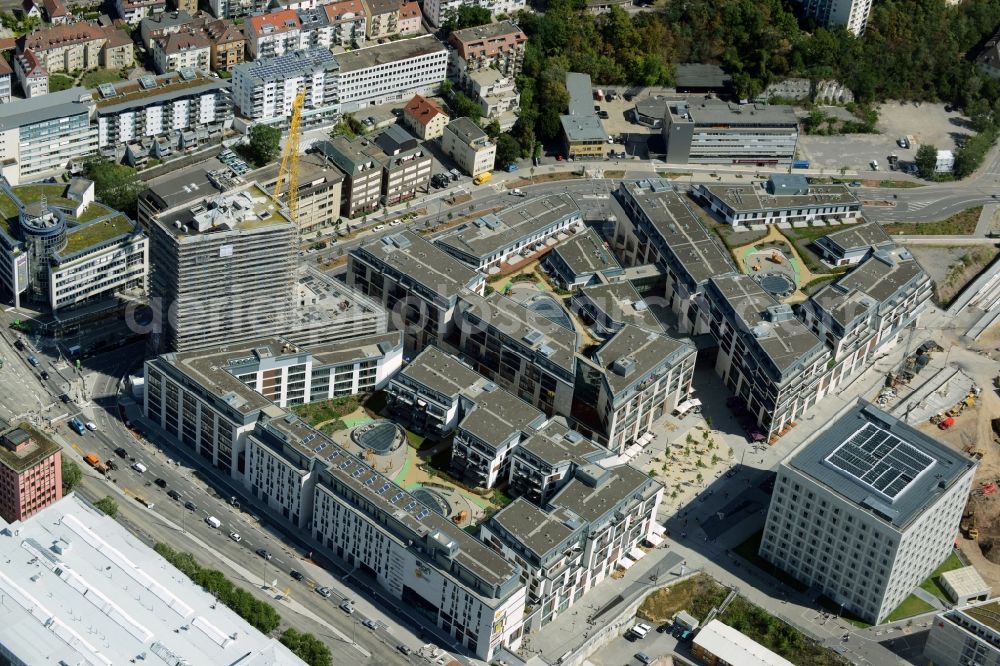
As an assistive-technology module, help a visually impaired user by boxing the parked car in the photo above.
[373,224,385,231]
[635,653,654,665]
[290,570,304,581]
[256,548,272,560]
[897,136,910,149]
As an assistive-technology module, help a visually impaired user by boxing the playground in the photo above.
[730,226,821,303]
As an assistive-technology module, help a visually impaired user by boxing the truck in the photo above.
[473,172,492,185]
[791,159,810,169]
[83,453,106,474]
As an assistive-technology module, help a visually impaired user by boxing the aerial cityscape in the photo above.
[0,1,999,665]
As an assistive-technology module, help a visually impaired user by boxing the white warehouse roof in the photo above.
[693,619,795,666]
[0,494,307,666]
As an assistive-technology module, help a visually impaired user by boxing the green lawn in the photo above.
[883,206,982,236]
[292,396,362,426]
[885,594,935,623]
[81,69,124,88]
[49,73,75,92]
[720,597,850,666]
[919,552,965,601]
[62,215,134,254]
[733,530,809,593]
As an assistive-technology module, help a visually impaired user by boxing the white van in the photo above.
[205,516,221,529]
[629,622,652,639]
[131,462,147,473]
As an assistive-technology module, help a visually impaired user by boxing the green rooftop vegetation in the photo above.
[94,75,216,109]
[13,183,76,210]
[0,423,60,473]
[75,202,114,223]
[61,214,134,256]
[0,190,18,238]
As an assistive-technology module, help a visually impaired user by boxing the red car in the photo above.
[556,155,565,161]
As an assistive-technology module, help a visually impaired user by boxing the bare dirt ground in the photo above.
[903,244,1000,306]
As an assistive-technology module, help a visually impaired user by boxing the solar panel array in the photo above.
[825,423,934,499]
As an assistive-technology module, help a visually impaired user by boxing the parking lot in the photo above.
[797,101,974,175]
[589,623,683,666]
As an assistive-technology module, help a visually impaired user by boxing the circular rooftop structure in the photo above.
[19,203,65,238]
[350,420,405,455]
[411,488,451,517]
[755,272,796,299]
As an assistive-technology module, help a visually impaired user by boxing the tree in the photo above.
[915,144,938,180]
[280,629,333,666]
[494,134,521,169]
[441,5,491,34]
[94,496,119,518]
[247,124,282,166]
[449,91,482,122]
[61,459,82,492]
[484,119,502,139]
[83,157,144,217]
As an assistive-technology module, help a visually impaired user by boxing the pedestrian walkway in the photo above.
[974,202,999,237]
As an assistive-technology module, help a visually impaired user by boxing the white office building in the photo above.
[335,36,447,112]
[796,0,872,36]
[759,403,977,624]
[0,494,307,666]
[231,48,340,126]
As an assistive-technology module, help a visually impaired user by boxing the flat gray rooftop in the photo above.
[560,113,609,142]
[436,193,581,263]
[398,346,484,399]
[788,402,975,530]
[490,499,578,561]
[698,182,860,212]
[335,35,446,73]
[810,250,925,327]
[669,99,799,127]
[354,231,481,299]
[460,383,545,447]
[310,331,400,368]
[142,159,228,209]
[820,221,893,253]
[550,464,656,525]
[708,274,824,376]
[551,227,619,276]
[592,325,694,397]
[575,281,663,333]
[0,87,93,130]
[518,419,606,467]
[620,181,736,286]
[0,495,305,666]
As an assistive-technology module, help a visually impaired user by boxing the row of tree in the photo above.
[154,543,332,666]
[507,0,1000,169]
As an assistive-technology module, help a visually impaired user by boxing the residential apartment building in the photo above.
[21,22,134,73]
[397,1,421,34]
[570,281,664,339]
[0,88,97,185]
[251,152,344,231]
[204,19,246,71]
[95,70,231,155]
[0,423,62,523]
[435,192,582,271]
[705,274,830,441]
[448,21,526,88]
[231,47,340,126]
[441,117,495,177]
[612,179,737,336]
[796,0,872,36]
[542,227,621,289]
[457,291,578,417]
[314,137,384,218]
[139,9,197,48]
[13,50,47,98]
[423,0,526,28]
[142,178,295,352]
[208,0,268,19]
[403,94,448,140]
[336,36,448,112]
[925,599,1000,666]
[798,246,931,388]
[348,230,485,352]
[246,9,303,59]
[386,346,546,488]
[373,124,433,206]
[362,0,399,39]
[663,99,799,166]
[322,0,367,48]
[0,56,12,103]
[152,30,211,73]
[813,221,895,267]
[759,402,976,624]
[482,462,662,631]
[117,0,166,24]
[507,418,607,506]
[692,174,862,229]
[581,325,696,454]
[143,353,529,661]
[469,69,520,124]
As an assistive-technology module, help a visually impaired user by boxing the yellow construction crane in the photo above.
[273,91,305,221]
